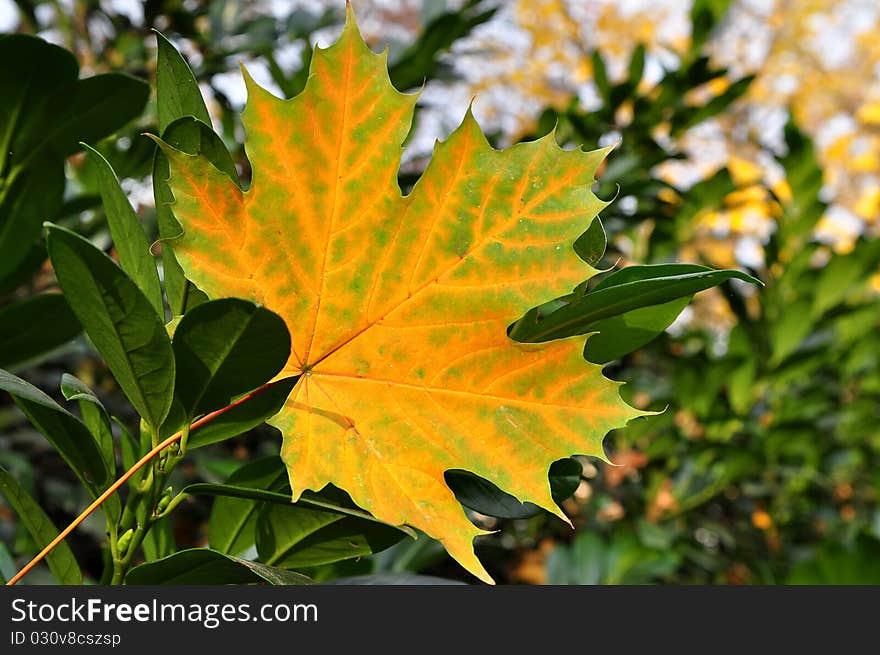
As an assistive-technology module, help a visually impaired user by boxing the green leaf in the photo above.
[57,397,120,524]
[185,376,297,449]
[775,120,826,247]
[812,244,879,319]
[0,294,81,369]
[0,157,64,284]
[171,299,290,418]
[193,484,411,525]
[591,51,611,103]
[82,144,163,316]
[126,548,311,585]
[198,455,407,556]
[770,298,813,365]
[0,369,110,494]
[0,466,82,584]
[207,456,286,557]
[787,539,880,584]
[60,374,115,477]
[154,31,212,134]
[0,35,78,177]
[0,36,147,285]
[388,1,498,91]
[446,458,583,520]
[583,296,692,364]
[46,224,176,430]
[509,264,761,343]
[627,44,646,86]
[689,0,733,55]
[204,460,411,568]
[728,361,757,415]
[141,519,176,562]
[153,117,237,315]
[14,73,149,169]
[573,216,607,267]
[0,541,16,583]
[115,417,145,489]
[256,496,407,569]
[326,573,465,585]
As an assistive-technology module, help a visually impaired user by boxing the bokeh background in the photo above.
[1,0,878,583]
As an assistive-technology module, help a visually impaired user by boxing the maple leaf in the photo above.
[156,6,643,583]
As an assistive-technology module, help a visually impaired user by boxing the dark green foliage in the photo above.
[60,374,116,476]
[446,459,583,520]
[171,299,291,418]
[82,145,164,316]
[196,456,411,568]
[0,35,148,289]
[183,377,299,449]
[584,114,880,585]
[527,8,753,250]
[0,295,80,369]
[126,548,311,585]
[510,264,760,354]
[388,0,498,91]
[0,467,82,584]
[0,369,110,495]
[46,224,176,431]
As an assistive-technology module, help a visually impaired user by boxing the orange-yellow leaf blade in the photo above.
[161,6,644,584]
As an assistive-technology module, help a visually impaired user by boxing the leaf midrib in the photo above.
[309,359,626,413]
[306,139,585,371]
[187,311,256,417]
[520,269,759,342]
[86,250,168,428]
[301,39,355,367]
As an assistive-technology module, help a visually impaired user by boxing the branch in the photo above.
[5,382,277,586]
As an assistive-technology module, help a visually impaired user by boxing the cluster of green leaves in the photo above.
[497,118,879,585]
[482,0,764,369]
[605,120,880,583]
[0,34,147,368]
[528,0,752,249]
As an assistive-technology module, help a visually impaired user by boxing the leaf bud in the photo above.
[117,528,134,556]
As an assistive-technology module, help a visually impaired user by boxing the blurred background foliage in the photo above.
[0,0,878,584]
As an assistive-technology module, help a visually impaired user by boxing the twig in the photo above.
[5,383,275,586]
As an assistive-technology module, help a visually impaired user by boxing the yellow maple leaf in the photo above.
[157,7,642,582]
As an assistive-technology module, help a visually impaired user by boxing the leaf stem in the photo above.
[5,382,276,586]
[178,423,192,458]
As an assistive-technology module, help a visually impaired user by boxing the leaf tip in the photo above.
[239,59,254,86]
[240,62,284,109]
[548,502,574,528]
[143,133,179,161]
[152,28,172,48]
[342,0,363,41]
[744,272,765,287]
[455,102,491,150]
